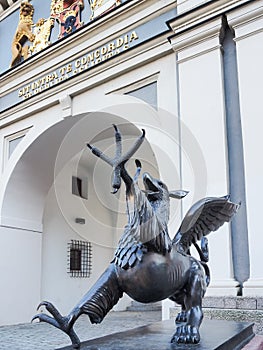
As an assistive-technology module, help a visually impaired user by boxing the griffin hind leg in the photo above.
[169,294,187,323]
[33,264,123,349]
[171,260,206,344]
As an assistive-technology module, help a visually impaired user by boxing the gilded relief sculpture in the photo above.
[28,18,55,55]
[89,0,122,20]
[10,0,124,67]
[33,125,239,349]
[11,1,35,67]
[50,0,84,39]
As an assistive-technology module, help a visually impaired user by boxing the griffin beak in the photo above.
[169,190,189,199]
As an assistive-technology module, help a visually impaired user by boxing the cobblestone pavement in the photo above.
[0,310,262,350]
[0,311,161,350]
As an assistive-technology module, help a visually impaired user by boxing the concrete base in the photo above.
[58,319,254,350]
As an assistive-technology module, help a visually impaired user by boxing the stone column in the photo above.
[227,0,263,296]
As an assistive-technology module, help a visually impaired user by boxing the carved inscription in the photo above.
[18,31,139,100]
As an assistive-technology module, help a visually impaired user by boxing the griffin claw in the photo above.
[171,325,200,344]
[32,301,81,349]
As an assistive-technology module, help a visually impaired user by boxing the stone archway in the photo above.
[0,102,164,323]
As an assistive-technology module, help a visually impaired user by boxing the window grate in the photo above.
[67,240,92,277]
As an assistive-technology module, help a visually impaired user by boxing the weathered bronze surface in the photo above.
[33,125,239,349]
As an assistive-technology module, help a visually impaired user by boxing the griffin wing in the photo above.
[173,195,240,253]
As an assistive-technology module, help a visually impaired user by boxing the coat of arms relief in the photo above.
[10,0,122,67]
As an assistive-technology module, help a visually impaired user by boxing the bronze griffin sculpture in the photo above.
[33,125,239,349]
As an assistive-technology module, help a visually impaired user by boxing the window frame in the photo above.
[3,127,30,167]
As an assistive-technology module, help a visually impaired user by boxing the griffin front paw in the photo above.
[171,325,200,344]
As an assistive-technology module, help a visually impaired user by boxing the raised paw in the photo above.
[171,324,200,344]
[175,310,187,323]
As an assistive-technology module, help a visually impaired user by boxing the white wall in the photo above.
[0,227,42,325]
[41,184,115,314]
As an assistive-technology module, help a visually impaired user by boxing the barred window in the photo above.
[68,240,92,277]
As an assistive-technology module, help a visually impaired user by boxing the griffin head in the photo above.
[142,172,188,223]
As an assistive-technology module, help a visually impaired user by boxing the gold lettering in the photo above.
[39,79,43,86]
[60,67,66,76]
[87,53,94,63]
[18,31,140,99]
[19,85,31,97]
[108,42,115,52]
[116,37,124,48]
[47,74,55,83]
[66,64,72,73]
[35,81,42,90]
[130,31,138,42]
[81,56,87,65]
[75,59,81,68]
[101,46,107,55]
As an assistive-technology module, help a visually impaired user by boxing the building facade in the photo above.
[0,0,262,326]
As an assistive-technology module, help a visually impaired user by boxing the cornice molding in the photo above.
[0,0,20,21]
[168,0,253,36]
[226,0,263,41]
[168,0,260,61]
[169,16,223,60]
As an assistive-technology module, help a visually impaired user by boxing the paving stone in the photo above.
[242,335,263,350]
[0,311,161,350]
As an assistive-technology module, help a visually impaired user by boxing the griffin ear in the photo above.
[169,190,189,199]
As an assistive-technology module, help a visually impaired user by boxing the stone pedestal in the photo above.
[58,318,254,350]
